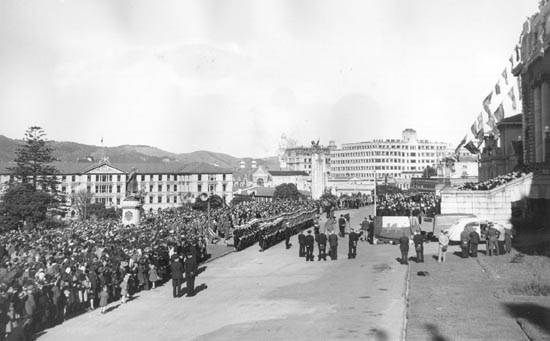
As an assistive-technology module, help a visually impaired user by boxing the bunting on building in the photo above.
[494,104,505,122]
[507,88,517,110]
[483,92,492,115]
[464,140,481,154]
[502,67,508,85]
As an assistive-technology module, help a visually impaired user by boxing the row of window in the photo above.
[333,151,444,158]
[332,165,420,171]
[332,158,436,165]
[60,173,229,183]
[341,143,447,151]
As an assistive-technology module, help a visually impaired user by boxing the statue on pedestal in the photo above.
[125,168,141,200]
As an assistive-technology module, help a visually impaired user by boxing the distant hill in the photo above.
[0,135,279,170]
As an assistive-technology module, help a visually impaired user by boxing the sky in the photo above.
[0,0,541,158]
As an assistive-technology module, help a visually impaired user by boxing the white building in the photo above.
[0,161,233,216]
[330,129,450,189]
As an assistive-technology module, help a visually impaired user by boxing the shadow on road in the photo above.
[369,327,389,340]
[424,323,450,341]
[503,302,550,334]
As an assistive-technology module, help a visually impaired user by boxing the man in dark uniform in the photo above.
[170,255,184,298]
[298,231,306,257]
[460,227,470,259]
[469,229,480,257]
[328,231,338,260]
[348,228,360,259]
[398,233,410,265]
[368,215,375,244]
[284,222,292,249]
[412,230,424,263]
[184,252,198,297]
[316,231,327,261]
[338,215,346,237]
[304,230,315,261]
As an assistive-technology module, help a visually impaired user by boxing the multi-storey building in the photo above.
[0,161,233,216]
[330,129,450,188]
[280,141,337,175]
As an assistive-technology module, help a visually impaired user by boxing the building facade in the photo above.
[280,141,336,175]
[0,161,233,216]
[329,129,450,189]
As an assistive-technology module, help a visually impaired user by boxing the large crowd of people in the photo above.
[457,165,539,191]
[375,193,440,218]
[0,198,318,340]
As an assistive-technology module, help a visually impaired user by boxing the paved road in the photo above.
[39,206,409,341]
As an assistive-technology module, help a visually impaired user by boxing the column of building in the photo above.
[541,79,550,161]
[534,84,543,162]
[543,78,550,162]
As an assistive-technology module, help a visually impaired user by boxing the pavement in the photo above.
[38,206,410,341]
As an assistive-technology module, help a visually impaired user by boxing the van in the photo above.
[429,213,477,240]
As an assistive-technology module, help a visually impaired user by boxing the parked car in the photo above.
[423,213,477,240]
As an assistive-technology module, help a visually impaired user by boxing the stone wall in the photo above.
[441,171,550,222]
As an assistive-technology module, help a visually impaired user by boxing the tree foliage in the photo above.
[8,126,59,193]
[422,165,437,178]
[0,183,54,230]
[273,183,303,201]
[87,202,120,220]
[0,127,61,230]
[71,189,94,221]
[192,194,225,211]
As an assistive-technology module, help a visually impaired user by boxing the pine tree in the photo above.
[0,127,61,230]
[8,126,59,192]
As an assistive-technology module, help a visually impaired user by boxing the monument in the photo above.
[310,140,327,199]
[122,168,142,226]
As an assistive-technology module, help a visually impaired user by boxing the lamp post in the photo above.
[373,170,377,217]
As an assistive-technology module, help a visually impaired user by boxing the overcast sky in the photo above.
[0,0,540,158]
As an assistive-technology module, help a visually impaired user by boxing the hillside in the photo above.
[0,135,279,169]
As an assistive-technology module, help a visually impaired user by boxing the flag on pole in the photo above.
[483,92,493,115]
[101,137,104,144]
[502,68,508,85]
[477,112,484,128]
[464,141,481,154]
[470,122,478,137]
[454,135,467,154]
[494,104,505,122]
[508,88,517,110]
[487,114,495,130]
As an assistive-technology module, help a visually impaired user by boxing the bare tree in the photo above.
[71,189,94,221]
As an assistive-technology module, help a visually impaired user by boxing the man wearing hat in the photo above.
[316,231,328,261]
[304,230,315,262]
[348,228,361,259]
[184,252,198,297]
[328,231,338,260]
[170,255,184,298]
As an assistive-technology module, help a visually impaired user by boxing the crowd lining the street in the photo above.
[0,199,318,340]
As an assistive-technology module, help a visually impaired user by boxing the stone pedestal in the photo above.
[311,151,327,199]
[122,199,141,226]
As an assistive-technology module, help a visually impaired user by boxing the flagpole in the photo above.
[101,136,105,162]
